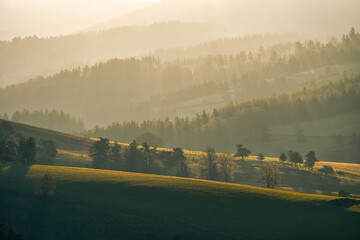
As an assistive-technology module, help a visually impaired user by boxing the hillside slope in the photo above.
[0,164,359,240]
[3,118,360,198]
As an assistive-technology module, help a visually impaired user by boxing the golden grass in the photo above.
[24,164,336,202]
[316,161,360,176]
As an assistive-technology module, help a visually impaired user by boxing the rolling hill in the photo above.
[2,119,360,198]
[0,164,359,240]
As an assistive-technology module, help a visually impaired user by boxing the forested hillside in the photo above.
[9,109,85,133]
[1,29,359,127]
[86,74,360,162]
[0,21,225,86]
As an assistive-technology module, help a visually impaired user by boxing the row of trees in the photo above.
[11,109,85,133]
[0,121,57,165]
[279,151,319,169]
[89,138,190,177]
[89,138,239,182]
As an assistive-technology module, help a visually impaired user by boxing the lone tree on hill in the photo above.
[218,153,234,182]
[279,152,287,163]
[262,166,281,188]
[287,151,303,166]
[304,151,318,169]
[37,139,57,165]
[142,142,155,173]
[257,153,265,161]
[234,144,251,160]
[17,136,36,165]
[89,137,110,169]
[202,146,217,180]
[34,172,56,199]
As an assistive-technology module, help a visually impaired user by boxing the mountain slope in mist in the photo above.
[99,0,360,37]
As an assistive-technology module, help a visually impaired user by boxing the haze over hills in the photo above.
[98,0,360,37]
[0,0,161,40]
[1,1,360,240]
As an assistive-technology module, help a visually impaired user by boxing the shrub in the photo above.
[318,165,334,174]
[338,190,351,198]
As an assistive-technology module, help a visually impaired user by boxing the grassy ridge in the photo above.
[0,164,360,240]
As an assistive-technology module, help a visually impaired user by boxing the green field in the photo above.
[0,164,360,240]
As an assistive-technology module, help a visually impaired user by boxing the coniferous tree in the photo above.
[110,142,122,170]
[142,142,154,173]
[172,147,189,177]
[89,137,110,169]
[124,140,143,172]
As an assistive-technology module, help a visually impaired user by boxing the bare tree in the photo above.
[201,146,217,180]
[34,172,56,198]
[218,153,234,182]
[262,166,280,188]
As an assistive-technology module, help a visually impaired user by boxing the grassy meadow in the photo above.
[4,119,360,198]
[0,164,360,240]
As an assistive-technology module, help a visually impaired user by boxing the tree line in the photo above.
[10,109,85,133]
[86,73,360,152]
[0,121,57,165]
[1,28,359,126]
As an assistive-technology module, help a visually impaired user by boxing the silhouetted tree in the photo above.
[318,165,334,174]
[279,152,287,163]
[17,137,36,165]
[287,151,303,166]
[218,153,234,182]
[135,133,164,147]
[262,166,281,188]
[124,140,143,172]
[201,146,217,180]
[142,142,154,173]
[110,142,122,170]
[257,153,265,161]
[34,172,56,199]
[172,147,189,177]
[0,121,14,142]
[304,151,318,169]
[234,144,251,160]
[89,137,110,169]
[37,139,57,165]
[1,141,17,164]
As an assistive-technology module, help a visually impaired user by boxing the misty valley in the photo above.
[1,1,360,239]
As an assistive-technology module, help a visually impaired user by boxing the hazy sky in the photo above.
[0,0,162,39]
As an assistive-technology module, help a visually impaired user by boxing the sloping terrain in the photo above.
[0,164,359,240]
[3,119,360,198]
